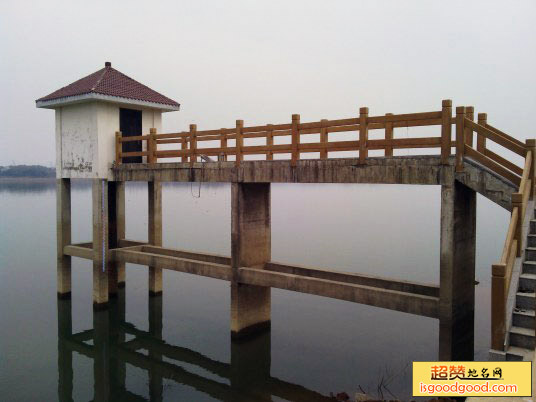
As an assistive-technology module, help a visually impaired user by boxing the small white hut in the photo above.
[36,62,180,180]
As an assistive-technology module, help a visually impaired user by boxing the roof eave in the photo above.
[36,92,180,112]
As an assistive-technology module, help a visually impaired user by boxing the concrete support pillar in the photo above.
[57,299,73,402]
[93,179,109,309]
[439,179,477,360]
[231,183,271,339]
[149,294,163,402]
[57,178,71,298]
[107,181,125,296]
[148,181,163,295]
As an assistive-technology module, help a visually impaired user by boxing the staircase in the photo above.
[502,213,536,360]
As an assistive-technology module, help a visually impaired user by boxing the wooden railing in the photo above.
[116,100,458,167]
[491,141,535,351]
[115,99,536,351]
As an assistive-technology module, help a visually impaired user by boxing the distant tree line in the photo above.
[0,165,55,178]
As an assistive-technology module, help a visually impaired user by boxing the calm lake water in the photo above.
[0,179,509,401]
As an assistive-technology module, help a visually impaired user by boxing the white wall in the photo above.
[56,101,163,179]
[55,102,98,179]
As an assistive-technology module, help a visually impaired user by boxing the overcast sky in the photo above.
[1,0,535,166]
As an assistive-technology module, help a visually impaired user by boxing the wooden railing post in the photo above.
[320,119,328,159]
[511,193,523,257]
[220,128,227,161]
[526,139,536,199]
[464,106,474,147]
[385,113,393,157]
[181,138,187,163]
[491,262,506,351]
[455,106,466,172]
[235,120,243,166]
[115,131,122,165]
[291,114,300,166]
[441,100,452,165]
[190,124,197,166]
[477,113,487,153]
[149,128,157,164]
[147,131,153,164]
[266,124,274,161]
[359,107,369,164]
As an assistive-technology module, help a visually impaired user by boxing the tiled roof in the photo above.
[36,62,180,108]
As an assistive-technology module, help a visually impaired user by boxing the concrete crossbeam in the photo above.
[239,267,439,318]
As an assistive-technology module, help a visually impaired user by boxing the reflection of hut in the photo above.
[36,62,179,179]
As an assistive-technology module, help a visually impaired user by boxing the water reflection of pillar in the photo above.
[93,308,110,401]
[57,299,73,402]
[109,288,126,398]
[149,294,163,402]
[230,331,271,402]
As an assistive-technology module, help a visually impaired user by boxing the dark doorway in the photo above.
[120,108,142,163]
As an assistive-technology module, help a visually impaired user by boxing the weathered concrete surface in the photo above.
[439,175,477,361]
[148,181,163,295]
[231,183,271,338]
[456,156,517,211]
[114,155,447,184]
[114,155,517,211]
[92,179,109,309]
[57,178,72,298]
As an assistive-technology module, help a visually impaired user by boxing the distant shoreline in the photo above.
[0,176,55,182]
[0,165,55,179]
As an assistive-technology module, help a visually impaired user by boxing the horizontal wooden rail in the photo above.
[465,119,526,157]
[464,146,521,186]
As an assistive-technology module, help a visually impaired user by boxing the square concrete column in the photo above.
[93,179,109,309]
[231,182,271,339]
[148,181,163,295]
[108,181,126,290]
[439,179,476,361]
[57,178,71,298]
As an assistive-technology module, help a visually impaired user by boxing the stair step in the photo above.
[509,326,535,349]
[525,247,536,261]
[513,308,536,329]
[523,260,536,275]
[506,346,533,361]
[527,234,536,247]
[519,273,536,291]
[516,292,536,310]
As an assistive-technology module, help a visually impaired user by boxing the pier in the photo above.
[54,100,534,361]
[35,62,535,362]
